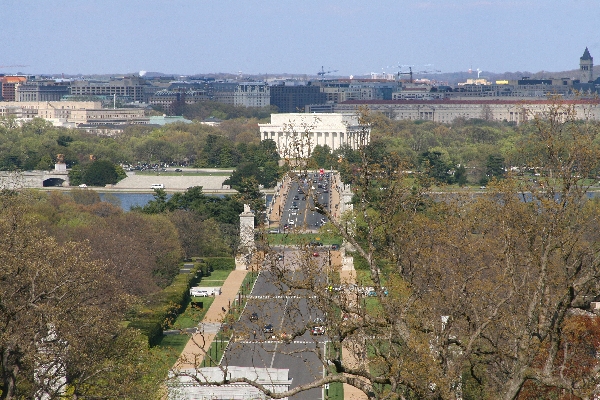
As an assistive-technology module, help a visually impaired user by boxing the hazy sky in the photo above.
[2,0,599,77]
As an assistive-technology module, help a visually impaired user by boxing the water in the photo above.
[99,192,232,211]
[99,193,161,211]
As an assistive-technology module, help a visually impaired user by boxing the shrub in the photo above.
[206,257,235,271]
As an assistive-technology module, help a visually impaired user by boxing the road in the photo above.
[222,257,330,400]
[279,172,332,233]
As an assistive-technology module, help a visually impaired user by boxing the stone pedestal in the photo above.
[236,204,255,270]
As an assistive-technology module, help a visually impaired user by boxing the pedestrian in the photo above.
[222,306,226,313]
[253,330,256,340]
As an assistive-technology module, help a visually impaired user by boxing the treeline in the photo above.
[309,114,600,186]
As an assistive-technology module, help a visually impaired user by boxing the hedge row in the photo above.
[130,262,205,346]
[129,257,235,346]
[205,257,236,271]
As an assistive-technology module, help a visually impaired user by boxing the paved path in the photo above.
[268,174,291,228]
[174,269,248,370]
[340,261,368,399]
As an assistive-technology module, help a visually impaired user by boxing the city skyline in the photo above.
[2,0,600,77]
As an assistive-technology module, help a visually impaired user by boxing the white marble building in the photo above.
[259,113,370,159]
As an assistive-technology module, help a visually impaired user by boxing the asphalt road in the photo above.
[222,265,329,400]
[280,173,332,232]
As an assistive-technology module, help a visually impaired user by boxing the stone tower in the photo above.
[580,47,594,83]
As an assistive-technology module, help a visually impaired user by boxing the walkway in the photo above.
[268,174,291,228]
[339,260,369,400]
[174,269,248,370]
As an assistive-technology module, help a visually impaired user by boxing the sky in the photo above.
[2,0,600,77]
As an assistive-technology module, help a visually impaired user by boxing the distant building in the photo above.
[68,108,147,125]
[0,76,27,101]
[69,76,148,102]
[334,99,600,124]
[270,83,326,113]
[15,81,70,102]
[259,113,370,158]
[210,81,237,104]
[234,82,270,107]
[147,115,192,125]
[580,47,594,83]
[0,101,102,120]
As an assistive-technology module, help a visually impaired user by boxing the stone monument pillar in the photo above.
[235,204,255,270]
[54,154,66,172]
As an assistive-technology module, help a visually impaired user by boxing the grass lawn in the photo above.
[194,269,230,287]
[172,297,215,330]
[327,382,344,400]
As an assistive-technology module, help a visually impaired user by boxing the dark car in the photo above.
[249,312,259,321]
[263,324,274,334]
[293,195,299,200]
[331,244,340,250]
[175,168,182,172]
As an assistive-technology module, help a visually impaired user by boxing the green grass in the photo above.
[201,339,230,367]
[326,382,344,400]
[156,333,193,368]
[326,342,344,400]
[195,269,230,287]
[172,297,215,329]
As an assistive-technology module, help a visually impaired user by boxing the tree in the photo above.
[172,101,600,400]
[0,191,164,399]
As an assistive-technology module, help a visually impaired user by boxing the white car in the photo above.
[78,184,87,188]
[151,183,164,189]
[190,289,209,297]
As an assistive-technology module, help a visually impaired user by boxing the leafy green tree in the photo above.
[309,144,335,168]
[419,150,454,184]
[82,159,120,186]
[455,164,468,186]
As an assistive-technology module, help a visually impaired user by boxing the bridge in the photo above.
[0,169,70,189]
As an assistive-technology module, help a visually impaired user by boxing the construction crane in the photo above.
[395,65,441,83]
[0,65,29,69]
[317,66,338,80]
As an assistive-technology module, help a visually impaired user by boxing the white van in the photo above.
[150,183,164,189]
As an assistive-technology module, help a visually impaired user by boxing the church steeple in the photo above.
[580,47,594,82]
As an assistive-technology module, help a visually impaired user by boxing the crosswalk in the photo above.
[236,340,327,345]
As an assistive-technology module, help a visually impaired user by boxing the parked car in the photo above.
[175,168,182,172]
[190,289,209,297]
[151,183,164,189]
[331,244,340,250]
[249,312,259,321]
[263,324,274,334]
